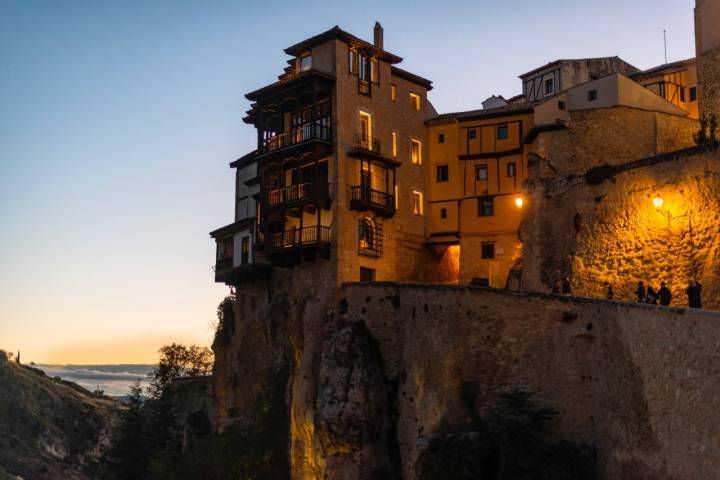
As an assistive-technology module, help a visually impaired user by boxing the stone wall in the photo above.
[521,148,720,309]
[698,46,720,120]
[530,106,698,178]
[340,282,720,480]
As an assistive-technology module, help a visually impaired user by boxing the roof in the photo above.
[209,218,254,238]
[630,58,695,80]
[245,69,335,101]
[427,102,534,124]
[284,26,402,64]
[229,150,258,168]
[518,56,633,79]
[391,66,433,90]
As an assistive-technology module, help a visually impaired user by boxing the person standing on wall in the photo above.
[686,279,703,308]
[636,281,646,303]
[646,286,658,305]
[604,282,614,300]
[658,282,672,306]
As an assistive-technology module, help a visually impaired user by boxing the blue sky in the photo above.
[0,0,696,363]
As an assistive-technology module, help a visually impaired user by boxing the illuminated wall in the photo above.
[426,109,533,286]
[522,148,720,309]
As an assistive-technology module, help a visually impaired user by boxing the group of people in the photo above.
[629,280,702,308]
[555,276,704,309]
[634,281,674,306]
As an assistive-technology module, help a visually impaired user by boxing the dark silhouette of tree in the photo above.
[99,382,148,480]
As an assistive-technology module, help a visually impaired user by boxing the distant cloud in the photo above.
[37,364,155,397]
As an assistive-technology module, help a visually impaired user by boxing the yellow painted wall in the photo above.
[427,111,533,285]
[636,62,699,119]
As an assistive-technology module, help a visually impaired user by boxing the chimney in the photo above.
[374,22,384,50]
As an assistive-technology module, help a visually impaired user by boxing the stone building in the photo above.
[211,24,435,287]
[696,0,720,119]
[205,3,720,479]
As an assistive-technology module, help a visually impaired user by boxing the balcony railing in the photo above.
[214,256,233,273]
[267,225,331,251]
[267,182,312,206]
[351,186,394,211]
[262,122,331,153]
[357,134,381,153]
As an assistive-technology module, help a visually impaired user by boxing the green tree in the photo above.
[147,343,213,398]
[99,382,148,480]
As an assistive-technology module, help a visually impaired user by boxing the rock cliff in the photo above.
[0,353,119,480]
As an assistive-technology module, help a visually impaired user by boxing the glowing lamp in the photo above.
[653,196,664,209]
[515,196,524,208]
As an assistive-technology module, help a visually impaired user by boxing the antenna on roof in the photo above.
[663,29,668,65]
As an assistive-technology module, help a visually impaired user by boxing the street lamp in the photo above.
[653,196,664,209]
[515,196,524,208]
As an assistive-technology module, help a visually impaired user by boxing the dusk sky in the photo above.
[0,0,697,364]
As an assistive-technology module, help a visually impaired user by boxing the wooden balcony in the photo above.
[350,185,396,218]
[259,123,332,158]
[266,182,330,210]
[213,256,271,285]
[265,225,331,265]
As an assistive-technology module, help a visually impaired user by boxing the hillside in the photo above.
[0,353,121,480]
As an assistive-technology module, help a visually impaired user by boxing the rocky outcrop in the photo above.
[0,354,119,479]
[314,320,399,479]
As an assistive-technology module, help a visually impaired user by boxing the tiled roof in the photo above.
[245,69,335,101]
[630,58,695,80]
[427,102,533,124]
[391,66,433,90]
[284,26,402,64]
[518,56,634,79]
[229,150,257,168]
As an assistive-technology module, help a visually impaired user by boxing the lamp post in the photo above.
[515,196,524,208]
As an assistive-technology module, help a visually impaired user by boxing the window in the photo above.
[588,89,598,101]
[348,48,358,74]
[478,197,494,216]
[481,243,495,259]
[412,191,423,216]
[358,218,377,256]
[679,87,686,103]
[411,140,422,165]
[544,78,554,96]
[241,237,250,265]
[440,208,447,219]
[497,125,509,140]
[394,185,399,210]
[558,100,566,110]
[391,84,397,101]
[438,133,445,143]
[436,164,449,182]
[299,54,312,72]
[507,162,516,177]
[392,132,397,157]
[360,267,376,282]
[468,129,477,140]
[359,112,371,144]
[371,58,379,84]
[475,165,488,181]
[690,87,698,102]
[409,93,421,111]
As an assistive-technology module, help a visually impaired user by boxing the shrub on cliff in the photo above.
[417,390,594,480]
[694,114,719,149]
[213,296,236,347]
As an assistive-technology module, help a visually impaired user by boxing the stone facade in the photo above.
[696,0,720,119]
[530,106,698,177]
[521,148,720,309]
[338,282,720,480]
[219,279,720,479]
